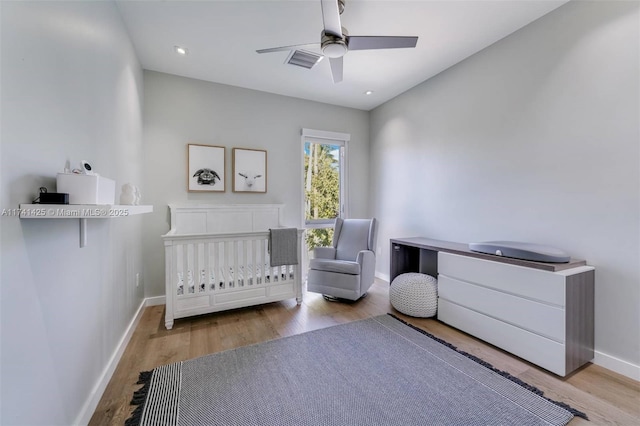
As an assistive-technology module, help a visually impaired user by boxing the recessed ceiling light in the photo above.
[365,90,373,95]
[174,46,189,56]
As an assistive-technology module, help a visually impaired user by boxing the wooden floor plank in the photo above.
[89,279,640,425]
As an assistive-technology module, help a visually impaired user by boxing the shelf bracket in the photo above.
[79,218,87,248]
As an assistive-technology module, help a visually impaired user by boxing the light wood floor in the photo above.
[90,279,639,425]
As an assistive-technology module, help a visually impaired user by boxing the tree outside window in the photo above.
[304,141,343,250]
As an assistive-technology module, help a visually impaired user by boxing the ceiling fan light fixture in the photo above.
[321,29,348,58]
[322,42,347,58]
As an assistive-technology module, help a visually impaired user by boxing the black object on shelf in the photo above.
[39,192,69,204]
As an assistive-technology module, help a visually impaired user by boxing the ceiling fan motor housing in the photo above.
[321,29,348,58]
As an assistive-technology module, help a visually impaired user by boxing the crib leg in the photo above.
[295,263,303,305]
[165,319,174,330]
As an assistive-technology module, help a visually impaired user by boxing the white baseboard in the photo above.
[145,295,166,306]
[593,350,640,381]
[74,298,147,425]
[376,271,390,283]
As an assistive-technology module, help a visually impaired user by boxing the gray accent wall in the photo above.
[142,71,369,297]
[370,1,639,372]
[1,2,144,424]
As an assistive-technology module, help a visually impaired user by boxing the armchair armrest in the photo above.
[314,246,336,260]
[356,250,375,267]
[356,250,376,292]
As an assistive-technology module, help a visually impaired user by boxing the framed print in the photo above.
[188,144,225,192]
[232,148,267,193]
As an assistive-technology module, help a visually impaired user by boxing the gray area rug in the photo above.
[127,314,586,425]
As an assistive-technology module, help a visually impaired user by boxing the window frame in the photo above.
[301,128,350,228]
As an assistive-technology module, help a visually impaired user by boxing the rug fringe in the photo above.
[386,313,589,421]
[125,370,154,426]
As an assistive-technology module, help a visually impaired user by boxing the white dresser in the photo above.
[390,237,594,377]
[437,252,594,376]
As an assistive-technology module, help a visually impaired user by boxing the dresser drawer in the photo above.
[438,275,565,342]
[438,252,565,306]
[438,299,568,376]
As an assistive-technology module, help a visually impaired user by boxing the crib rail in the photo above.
[163,229,303,329]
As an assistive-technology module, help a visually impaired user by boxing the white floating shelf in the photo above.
[18,204,153,247]
[18,204,152,219]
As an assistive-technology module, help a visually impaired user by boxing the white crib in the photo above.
[162,204,303,330]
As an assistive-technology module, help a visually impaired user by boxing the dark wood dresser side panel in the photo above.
[565,269,595,374]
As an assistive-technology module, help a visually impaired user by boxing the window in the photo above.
[301,129,349,250]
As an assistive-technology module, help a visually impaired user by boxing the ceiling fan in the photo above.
[256,0,418,83]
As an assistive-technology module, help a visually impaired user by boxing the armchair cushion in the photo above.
[313,246,336,260]
[335,219,374,261]
[309,258,361,275]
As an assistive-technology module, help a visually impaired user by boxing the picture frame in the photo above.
[187,144,226,192]
[232,148,267,193]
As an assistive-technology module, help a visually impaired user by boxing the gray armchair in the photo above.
[307,218,378,301]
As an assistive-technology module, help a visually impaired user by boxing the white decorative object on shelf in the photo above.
[133,186,141,205]
[57,173,115,204]
[390,272,438,318]
[120,183,136,205]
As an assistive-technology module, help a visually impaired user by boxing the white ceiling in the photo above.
[116,0,569,111]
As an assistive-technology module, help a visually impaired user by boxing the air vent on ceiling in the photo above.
[286,50,323,69]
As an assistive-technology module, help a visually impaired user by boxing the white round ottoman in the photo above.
[390,273,438,318]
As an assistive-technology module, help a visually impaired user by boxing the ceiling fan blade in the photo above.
[256,43,320,54]
[329,57,343,83]
[321,0,342,36]
[347,36,418,51]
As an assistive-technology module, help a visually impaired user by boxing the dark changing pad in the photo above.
[468,241,570,263]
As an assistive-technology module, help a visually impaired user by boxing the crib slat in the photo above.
[223,241,229,289]
[194,243,200,292]
[251,239,257,286]
[233,240,239,288]
[214,241,220,290]
[182,242,190,294]
[204,242,211,292]
[256,240,264,284]
[232,241,236,287]
[243,239,249,287]
[175,246,182,295]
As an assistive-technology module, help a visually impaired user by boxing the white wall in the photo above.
[142,71,370,297]
[370,0,639,376]
[0,2,144,424]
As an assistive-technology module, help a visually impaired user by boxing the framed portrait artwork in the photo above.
[232,148,267,193]
[187,144,225,192]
